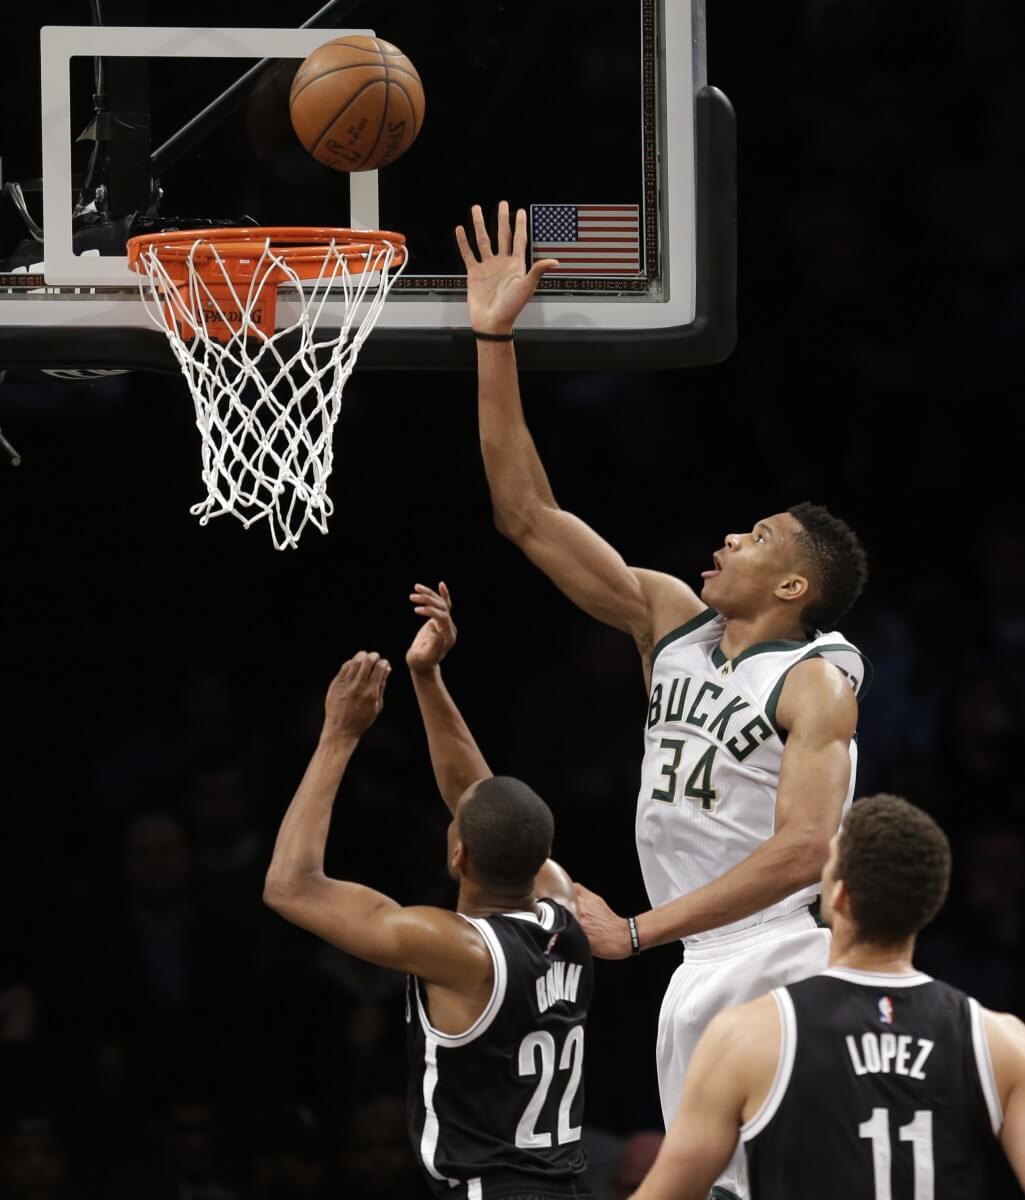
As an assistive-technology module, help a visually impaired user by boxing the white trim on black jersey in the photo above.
[415,917,509,1049]
[968,997,1005,1135]
[822,966,933,988]
[415,921,509,1193]
[740,988,798,1143]
[504,901,556,930]
[417,1035,486,1196]
[420,1035,459,1186]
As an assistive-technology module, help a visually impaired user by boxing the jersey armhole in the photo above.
[765,643,873,741]
[650,608,721,666]
[968,997,1005,1135]
[414,918,509,1048]
[740,988,797,1143]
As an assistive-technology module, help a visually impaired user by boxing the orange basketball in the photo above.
[289,36,425,172]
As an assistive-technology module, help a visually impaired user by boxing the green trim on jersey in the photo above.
[651,608,719,666]
[710,1188,743,1200]
[710,637,811,673]
[764,643,875,740]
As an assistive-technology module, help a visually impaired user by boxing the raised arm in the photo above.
[579,658,856,956]
[406,581,491,814]
[263,652,490,987]
[406,581,577,914]
[456,201,702,663]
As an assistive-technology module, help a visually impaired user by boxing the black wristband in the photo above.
[627,916,641,955]
[472,329,515,342]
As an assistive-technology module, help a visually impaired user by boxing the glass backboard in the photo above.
[0,1,735,371]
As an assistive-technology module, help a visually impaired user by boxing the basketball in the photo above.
[289,36,425,172]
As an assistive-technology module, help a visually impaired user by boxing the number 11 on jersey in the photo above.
[859,1107,934,1200]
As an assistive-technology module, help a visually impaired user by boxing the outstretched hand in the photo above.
[455,201,559,335]
[323,651,390,739]
[407,582,457,674]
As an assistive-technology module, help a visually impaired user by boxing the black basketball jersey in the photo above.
[743,967,1006,1200]
[405,899,594,1200]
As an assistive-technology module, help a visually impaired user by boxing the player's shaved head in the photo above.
[458,777,554,890]
[836,794,951,945]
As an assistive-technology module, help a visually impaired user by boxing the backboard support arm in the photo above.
[150,0,367,178]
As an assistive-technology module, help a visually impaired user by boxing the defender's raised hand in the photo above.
[323,651,391,739]
[455,201,559,335]
[407,582,457,674]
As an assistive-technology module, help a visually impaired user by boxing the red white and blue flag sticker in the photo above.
[530,204,642,276]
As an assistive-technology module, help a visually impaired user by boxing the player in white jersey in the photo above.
[456,202,871,1199]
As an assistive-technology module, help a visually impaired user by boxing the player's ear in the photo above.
[830,877,848,919]
[775,573,809,603]
[451,838,468,877]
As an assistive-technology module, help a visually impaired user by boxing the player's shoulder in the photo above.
[632,568,706,636]
[533,860,577,918]
[775,652,861,738]
[981,1006,1025,1056]
[783,630,873,699]
[393,906,497,984]
[784,653,858,698]
[706,991,779,1049]
[633,567,703,614]
[977,1005,1025,1110]
[403,905,494,952]
[532,898,590,949]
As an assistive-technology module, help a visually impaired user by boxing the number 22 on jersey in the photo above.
[515,1027,585,1149]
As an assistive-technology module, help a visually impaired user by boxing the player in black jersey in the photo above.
[264,582,594,1200]
[629,794,1025,1199]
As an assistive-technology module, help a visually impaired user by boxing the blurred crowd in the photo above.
[2,0,1024,1195]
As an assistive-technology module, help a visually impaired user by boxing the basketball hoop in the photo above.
[126,226,407,549]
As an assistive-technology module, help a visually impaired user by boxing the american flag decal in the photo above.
[530,204,642,276]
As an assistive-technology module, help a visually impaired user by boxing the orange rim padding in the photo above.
[126,226,407,341]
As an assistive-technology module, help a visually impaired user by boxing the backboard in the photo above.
[0,1,735,372]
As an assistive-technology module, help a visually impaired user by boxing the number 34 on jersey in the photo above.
[644,673,775,812]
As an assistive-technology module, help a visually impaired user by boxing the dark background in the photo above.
[2,1,1025,1197]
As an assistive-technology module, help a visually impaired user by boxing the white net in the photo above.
[132,231,406,549]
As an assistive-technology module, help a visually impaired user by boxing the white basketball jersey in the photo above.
[636,608,871,945]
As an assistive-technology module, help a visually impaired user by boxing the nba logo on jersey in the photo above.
[878,996,894,1024]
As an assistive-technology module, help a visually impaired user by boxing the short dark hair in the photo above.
[788,502,868,632]
[458,777,554,889]
[836,794,951,945]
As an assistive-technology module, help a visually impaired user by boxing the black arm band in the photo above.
[472,329,515,342]
[627,916,641,955]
